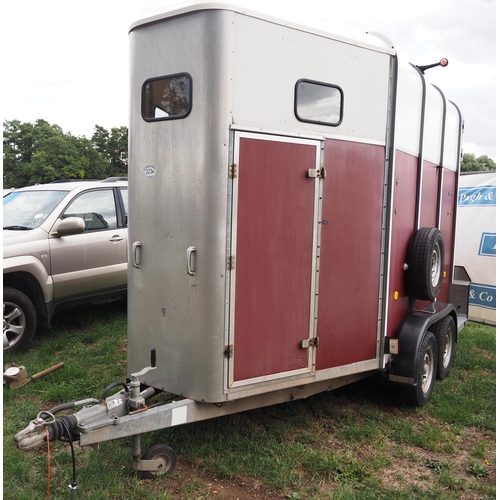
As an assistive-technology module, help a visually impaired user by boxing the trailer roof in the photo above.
[130,1,396,56]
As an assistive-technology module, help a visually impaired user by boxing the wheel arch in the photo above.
[3,271,51,323]
[389,303,457,386]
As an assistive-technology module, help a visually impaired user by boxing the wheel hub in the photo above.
[421,349,434,393]
[431,245,442,288]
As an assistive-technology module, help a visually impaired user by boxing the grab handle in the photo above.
[187,246,196,276]
[132,241,142,269]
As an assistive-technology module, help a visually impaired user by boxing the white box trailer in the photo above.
[15,2,468,478]
[455,172,496,325]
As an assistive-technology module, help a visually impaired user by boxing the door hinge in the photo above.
[224,344,234,358]
[301,337,319,349]
[229,164,237,178]
[227,255,235,270]
[307,168,326,179]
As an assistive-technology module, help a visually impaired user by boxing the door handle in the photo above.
[109,235,124,242]
[187,246,196,276]
[132,241,142,269]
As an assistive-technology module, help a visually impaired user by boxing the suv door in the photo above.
[49,187,127,301]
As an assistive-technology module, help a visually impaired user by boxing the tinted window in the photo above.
[63,189,117,231]
[142,73,192,121]
[295,80,343,126]
[120,187,128,226]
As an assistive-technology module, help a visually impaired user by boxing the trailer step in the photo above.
[457,314,468,332]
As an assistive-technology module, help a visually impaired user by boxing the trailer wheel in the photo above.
[430,315,456,380]
[141,444,177,479]
[407,227,445,301]
[399,330,437,407]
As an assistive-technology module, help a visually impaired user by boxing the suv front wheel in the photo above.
[3,287,37,354]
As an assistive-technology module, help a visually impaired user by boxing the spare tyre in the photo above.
[407,227,445,301]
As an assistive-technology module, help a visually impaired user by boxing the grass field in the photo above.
[3,302,496,499]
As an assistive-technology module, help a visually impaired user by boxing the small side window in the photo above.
[294,79,343,126]
[142,73,192,121]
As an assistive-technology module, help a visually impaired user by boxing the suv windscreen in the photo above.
[3,190,69,229]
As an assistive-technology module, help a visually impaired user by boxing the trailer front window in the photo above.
[295,80,343,126]
[142,73,192,121]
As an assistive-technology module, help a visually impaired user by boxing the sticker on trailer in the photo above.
[171,405,188,426]
[107,397,123,410]
[458,186,496,206]
[478,233,496,256]
[469,283,496,310]
[144,166,157,178]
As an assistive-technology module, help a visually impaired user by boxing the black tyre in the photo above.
[141,444,177,479]
[3,287,37,354]
[430,315,456,380]
[399,330,437,407]
[407,227,445,301]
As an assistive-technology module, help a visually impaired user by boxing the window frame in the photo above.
[294,79,344,127]
[61,188,119,233]
[141,72,193,122]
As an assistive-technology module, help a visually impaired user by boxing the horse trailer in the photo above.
[15,2,468,479]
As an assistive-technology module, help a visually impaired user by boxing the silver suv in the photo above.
[3,179,128,353]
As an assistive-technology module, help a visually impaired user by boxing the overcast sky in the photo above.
[2,0,496,160]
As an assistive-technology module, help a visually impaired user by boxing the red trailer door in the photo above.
[229,132,320,386]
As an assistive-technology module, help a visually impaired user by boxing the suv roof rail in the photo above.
[50,179,99,183]
[102,177,128,182]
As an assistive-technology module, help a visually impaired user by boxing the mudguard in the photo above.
[389,302,457,385]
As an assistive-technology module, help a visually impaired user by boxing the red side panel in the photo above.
[386,150,418,337]
[233,137,317,382]
[316,140,385,370]
[420,161,439,228]
[415,161,441,311]
[437,168,457,302]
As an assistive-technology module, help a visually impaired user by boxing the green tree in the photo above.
[91,125,128,177]
[3,119,63,187]
[3,119,124,188]
[69,134,110,180]
[28,136,89,184]
[461,153,496,173]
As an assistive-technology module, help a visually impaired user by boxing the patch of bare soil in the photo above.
[380,417,496,500]
[142,457,280,499]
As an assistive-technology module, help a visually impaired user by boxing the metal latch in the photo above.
[307,168,326,179]
[301,337,319,349]
[224,345,234,358]
[229,164,237,178]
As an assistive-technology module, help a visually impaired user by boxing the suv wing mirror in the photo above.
[51,217,86,237]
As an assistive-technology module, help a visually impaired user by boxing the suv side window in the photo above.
[63,189,117,231]
[120,187,128,226]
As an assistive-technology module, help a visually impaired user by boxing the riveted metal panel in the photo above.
[232,13,391,144]
[127,10,234,402]
[229,133,321,386]
[316,140,385,369]
[386,150,418,337]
